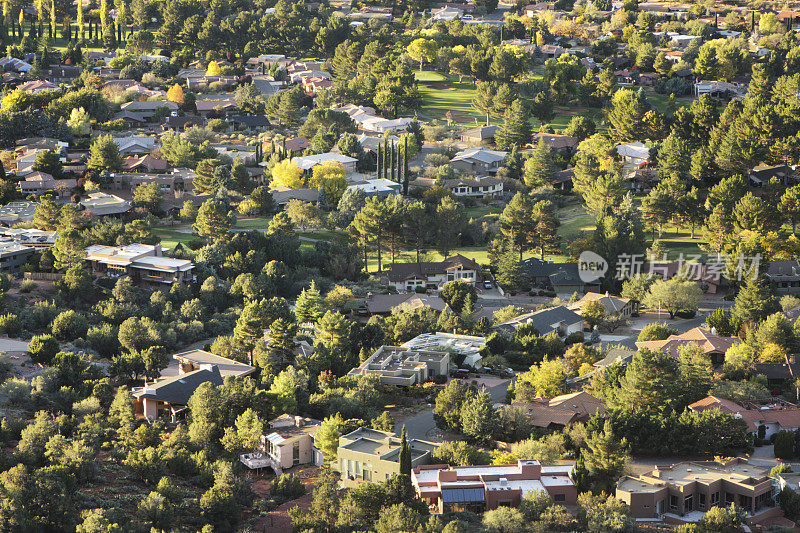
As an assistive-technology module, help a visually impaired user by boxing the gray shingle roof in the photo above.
[134,365,223,405]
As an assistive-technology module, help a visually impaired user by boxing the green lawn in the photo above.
[416,72,486,125]
[153,227,196,251]
[234,217,272,230]
[465,205,502,221]
[414,70,447,82]
[556,200,708,261]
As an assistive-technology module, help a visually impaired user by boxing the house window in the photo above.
[684,495,693,512]
[711,492,720,505]
[669,495,678,510]
[553,494,566,502]
[293,441,300,464]
[698,493,706,510]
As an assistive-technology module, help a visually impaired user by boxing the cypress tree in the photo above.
[402,136,409,195]
[399,426,411,476]
[383,137,389,178]
[390,142,395,182]
[377,143,383,179]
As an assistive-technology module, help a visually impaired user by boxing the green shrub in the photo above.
[271,473,305,501]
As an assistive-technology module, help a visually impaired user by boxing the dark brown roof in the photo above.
[385,254,483,282]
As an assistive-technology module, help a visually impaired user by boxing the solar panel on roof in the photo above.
[441,487,484,503]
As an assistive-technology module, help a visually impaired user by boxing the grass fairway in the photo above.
[415,70,447,82]
[416,72,486,125]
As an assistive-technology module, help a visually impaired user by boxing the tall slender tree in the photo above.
[376,143,383,179]
[402,136,409,195]
[390,142,395,182]
[399,426,411,476]
[77,0,83,38]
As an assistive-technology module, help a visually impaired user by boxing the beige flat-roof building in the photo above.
[616,459,779,526]
[85,243,195,286]
[413,461,576,514]
[336,427,438,488]
[347,345,450,386]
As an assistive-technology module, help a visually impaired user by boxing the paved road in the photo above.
[399,378,512,441]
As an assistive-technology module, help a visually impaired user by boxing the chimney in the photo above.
[295,416,304,427]
[605,291,609,296]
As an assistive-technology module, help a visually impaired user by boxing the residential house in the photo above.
[449,147,507,175]
[689,395,800,439]
[616,458,779,527]
[401,332,486,368]
[226,115,271,130]
[348,345,450,386]
[350,5,394,20]
[19,172,77,197]
[347,178,401,198]
[749,163,795,187]
[569,291,634,317]
[113,136,157,155]
[17,80,60,93]
[492,306,583,336]
[766,260,800,295]
[80,192,132,217]
[384,254,484,291]
[755,361,800,391]
[635,327,739,365]
[512,391,606,429]
[133,365,224,421]
[522,258,600,294]
[461,125,499,145]
[111,110,150,126]
[593,347,636,370]
[112,171,192,194]
[431,6,463,20]
[413,461,576,514]
[644,260,722,294]
[0,56,32,72]
[359,116,414,133]
[280,136,312,156]
[0,228,56,249]
[288,152,358,174]
[0,202,37,224]
[253,414,323,472]
[46,65,81,84]
[532,133,578,153]
[195,99,238,115]
[361,293,450,315]
[616,142,651,177]
[122,155,169,173]
[172,349,256,378]
[0,243,37,274]
[357,134,398,155]
[85,243,195,286]
[163,115,205,131]
[336,427,438,487]
[133,352,254,422]
[411,176,502,198]
[270,187,321,206]
[694,80,746,98]
[120,100,179,114]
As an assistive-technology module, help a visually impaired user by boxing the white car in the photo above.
[462,14,473,19]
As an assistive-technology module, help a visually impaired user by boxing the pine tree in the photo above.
[495,99,531,150]
[294,281,325,324]
[523,139,554,188]
[584,420,630,491]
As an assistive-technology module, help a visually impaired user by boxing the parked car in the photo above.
[451,368,470,379]
[484,280,493,289]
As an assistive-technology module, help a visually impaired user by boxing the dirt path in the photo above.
[252,466,321,533]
